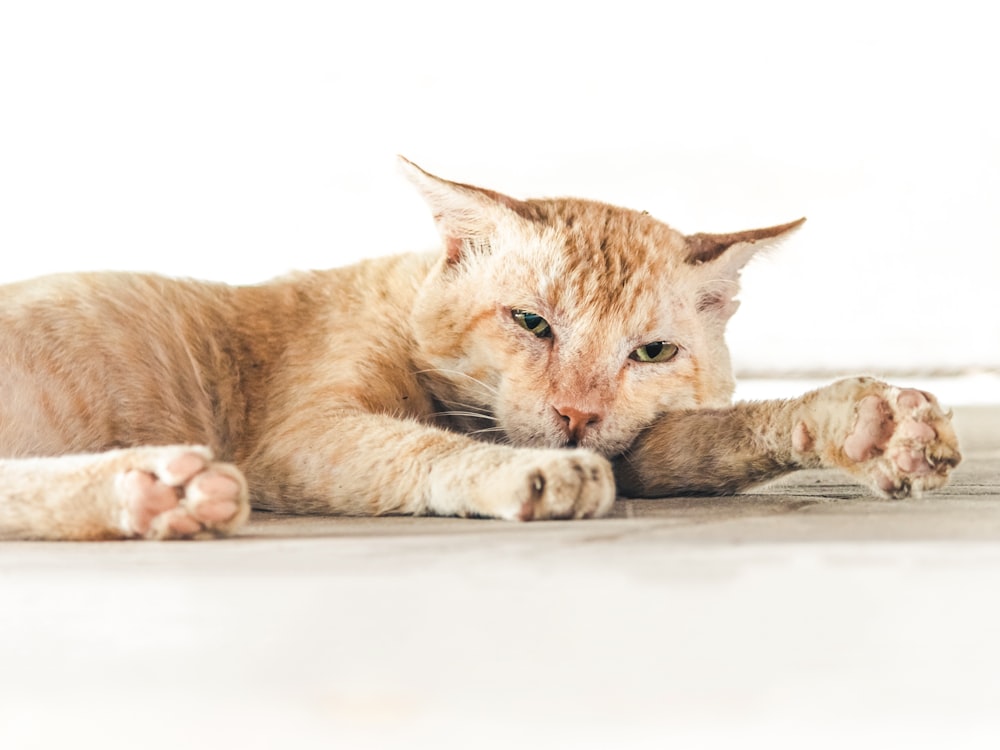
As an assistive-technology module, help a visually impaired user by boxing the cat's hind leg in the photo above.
[0,446,250,541]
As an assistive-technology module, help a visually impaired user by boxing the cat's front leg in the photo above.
[247,413,615,520]
[615,377,961,498]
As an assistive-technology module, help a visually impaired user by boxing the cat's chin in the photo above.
[501,431,631,459]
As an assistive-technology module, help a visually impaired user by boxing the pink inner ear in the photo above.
[697,291,725,312]
[446,236,464,264]
[698,291,739,318]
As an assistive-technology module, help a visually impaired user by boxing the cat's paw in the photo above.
[504,449,616,521]
[114,446,250,539]
[444,448,616,521]
[795,377,961,498]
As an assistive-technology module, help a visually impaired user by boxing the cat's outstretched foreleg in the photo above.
[246,413,615,521]
[0,446,250,540]
[615,377,961,498]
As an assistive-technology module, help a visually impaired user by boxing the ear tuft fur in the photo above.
[398,157,536,265]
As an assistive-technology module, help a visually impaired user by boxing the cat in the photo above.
[0,158,962,540]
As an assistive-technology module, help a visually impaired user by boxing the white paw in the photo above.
[114,446,250,539]
[498,449,616,521]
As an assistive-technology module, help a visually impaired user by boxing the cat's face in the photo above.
[405,159,802,457]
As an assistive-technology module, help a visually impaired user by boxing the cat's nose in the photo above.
[554,405,602,445]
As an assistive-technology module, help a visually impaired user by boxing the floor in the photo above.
[2,405,998,749]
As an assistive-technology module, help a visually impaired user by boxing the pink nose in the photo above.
[554,405,602,444]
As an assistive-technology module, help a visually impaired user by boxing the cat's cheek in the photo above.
[642,363,713,411]
[492,396,568,450]
[493,416,556,450]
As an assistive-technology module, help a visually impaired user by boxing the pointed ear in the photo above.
[398,156,531,265]
[686,217,805,318]
[685,217,806,268]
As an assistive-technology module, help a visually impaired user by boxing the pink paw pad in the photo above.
[843,395,895,461]
[792,421,814,453]
[888,395,939,477]
[164,452,209,484]
[163,509,203,536]
[851,384,959,497]
[897,389,929,410]
[122,470,183,536]
[117,448,248,539]
[889,446,933,475]
[813,377,961,499]
[187,471,243,523]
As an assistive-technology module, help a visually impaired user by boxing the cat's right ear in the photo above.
[685,217,806,319]
[398,156,528,265]
[684,218,806,270]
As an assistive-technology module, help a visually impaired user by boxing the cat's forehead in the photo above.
[529,198,687,272]
[509,197,694,312]
[532,198,685,255]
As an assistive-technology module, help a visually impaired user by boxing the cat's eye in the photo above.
[630,341,678,363]
[511,309,552,338]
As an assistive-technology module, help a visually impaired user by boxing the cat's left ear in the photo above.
[398,156,532,265]
[685,217,806,317]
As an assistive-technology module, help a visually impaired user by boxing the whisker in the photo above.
[430,393,498,422]
[413,368,499,396]
[429,410,498,422]
[468,426,507,438]
[434,395,493,412]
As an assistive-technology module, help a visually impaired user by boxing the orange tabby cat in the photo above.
[0,158,961,540]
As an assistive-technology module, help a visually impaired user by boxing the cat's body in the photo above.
[0,159,961,540]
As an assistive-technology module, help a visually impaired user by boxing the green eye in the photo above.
[630,341,678,363]
[512,309,552,338]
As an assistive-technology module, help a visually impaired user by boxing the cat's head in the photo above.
[404,157,803,457]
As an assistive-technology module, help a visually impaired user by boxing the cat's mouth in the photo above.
[506,424,633,459]
[559,434,632,458]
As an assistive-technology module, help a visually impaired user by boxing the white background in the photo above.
[1,0,997,376]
